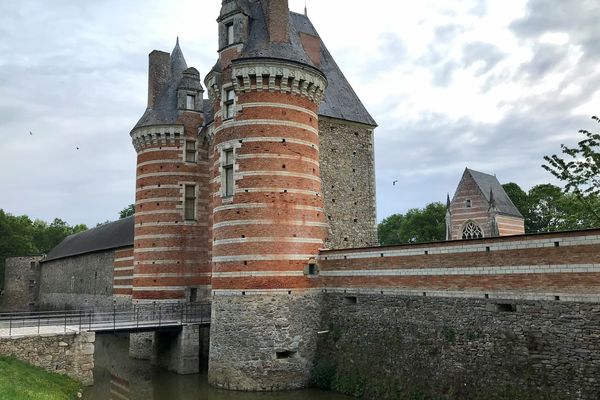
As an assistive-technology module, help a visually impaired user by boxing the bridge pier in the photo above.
[128,324,209,375]
[152,324,202,374]
[129,332,153,360]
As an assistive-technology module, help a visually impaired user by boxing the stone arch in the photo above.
[461,220,484,239]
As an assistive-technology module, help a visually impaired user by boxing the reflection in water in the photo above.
[83,334,351,400]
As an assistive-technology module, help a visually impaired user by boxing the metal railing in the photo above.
[0,303,211,337]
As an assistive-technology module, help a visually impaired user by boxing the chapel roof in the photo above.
[465,168,523,218]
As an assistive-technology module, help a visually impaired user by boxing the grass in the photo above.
[0,356,82,400]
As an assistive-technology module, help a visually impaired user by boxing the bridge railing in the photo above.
[0,303,211,337]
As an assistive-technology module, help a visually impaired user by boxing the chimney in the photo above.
[147,50,171,108]
[262,0,289,43]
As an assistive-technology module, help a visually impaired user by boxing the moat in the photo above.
[82,333,351,400]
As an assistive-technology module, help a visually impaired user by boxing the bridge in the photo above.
[0,303,211,338]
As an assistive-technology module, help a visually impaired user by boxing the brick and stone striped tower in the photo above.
[130,40,210,303]
[205,0,329,390]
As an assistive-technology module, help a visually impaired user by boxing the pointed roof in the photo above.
[207,7,377,127]
[133,39,201,130]
[466,168,523,218]
[170,37,188,76]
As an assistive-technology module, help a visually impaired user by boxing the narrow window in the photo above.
[223,149,234,197]
[186,94,195,110]
[184,185,196,220]
[224,89,235,120]
[190,288,198,303]
[185,140,196,163]
[465,199,472,208]
[226,22,234,45]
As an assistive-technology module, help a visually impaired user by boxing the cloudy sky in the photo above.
[1,0,599,227]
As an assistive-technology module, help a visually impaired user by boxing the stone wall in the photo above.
[39,250,130,310]
[209,291,323,391]
[319,116,377,249]
[0,331,95,385]
[1,256,42,311]
[314,292,600,399]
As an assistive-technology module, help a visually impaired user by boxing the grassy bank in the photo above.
[0,356,81,400]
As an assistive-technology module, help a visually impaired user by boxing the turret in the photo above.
[205,0,329,391]
[129,39,210,303]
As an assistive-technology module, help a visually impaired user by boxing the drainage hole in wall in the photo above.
[343,296,357,305]
[496,303,516,312]
[276,350,296,359]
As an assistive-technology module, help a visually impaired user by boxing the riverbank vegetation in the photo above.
[0,356,81,400]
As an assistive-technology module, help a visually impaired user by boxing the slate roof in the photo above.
[466,169,523,218]
[42,216,134,263]
[205,6,377,126]
[133,40,190,130]
[290,12,377,126]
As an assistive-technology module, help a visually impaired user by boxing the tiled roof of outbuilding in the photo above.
[42,216,134,263]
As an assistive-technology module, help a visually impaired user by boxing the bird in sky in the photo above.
[29,131,33,135]
[393,180,398,186]
[76,146,80,150]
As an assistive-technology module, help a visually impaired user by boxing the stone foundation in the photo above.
[315,292,600,400]
[0,331,95,385]
[208,292,322,391]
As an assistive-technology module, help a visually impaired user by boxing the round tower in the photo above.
[204,0,329,391]
[129,40,210,304]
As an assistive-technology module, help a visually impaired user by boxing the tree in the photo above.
[119,204,135,219]
[543,116,600,224]
[378,202,446,245]
[502,183,600,233]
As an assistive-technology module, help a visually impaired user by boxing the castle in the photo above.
[4,1,600,397]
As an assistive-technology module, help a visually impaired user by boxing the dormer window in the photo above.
[186,94,195,110]
[224,89,235,120]
[226,22,234,45]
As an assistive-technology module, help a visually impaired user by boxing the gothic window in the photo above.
[223,89,235,119]
[223,149,234,197]
[184,185,196,220]
[462,221,483,239]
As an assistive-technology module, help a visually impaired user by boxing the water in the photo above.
[83,334,351,400]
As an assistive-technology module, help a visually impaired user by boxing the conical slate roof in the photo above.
[133,39,209,130]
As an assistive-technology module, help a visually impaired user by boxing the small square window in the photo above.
[186,94,195,110]
[185,140,196,163]
[224,89,235,120]
[465,199,472,208]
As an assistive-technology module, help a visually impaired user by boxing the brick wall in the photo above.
[318,229,600,301]
[448,172,493,239]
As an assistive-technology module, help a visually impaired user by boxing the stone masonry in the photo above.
[319,117,378,249]
[209,292,323,391]
[0,331,95,386]
[1,256,41,311]
[315,292,600,400]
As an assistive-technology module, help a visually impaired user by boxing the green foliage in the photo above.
[378,202,446,245]
[0,356,81,400]
[542,116,600,223]
[310,357,337,389]
[0,210,88,289]
[119,204,135,219]
[441,325,456,343]
[502,183,600,232]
